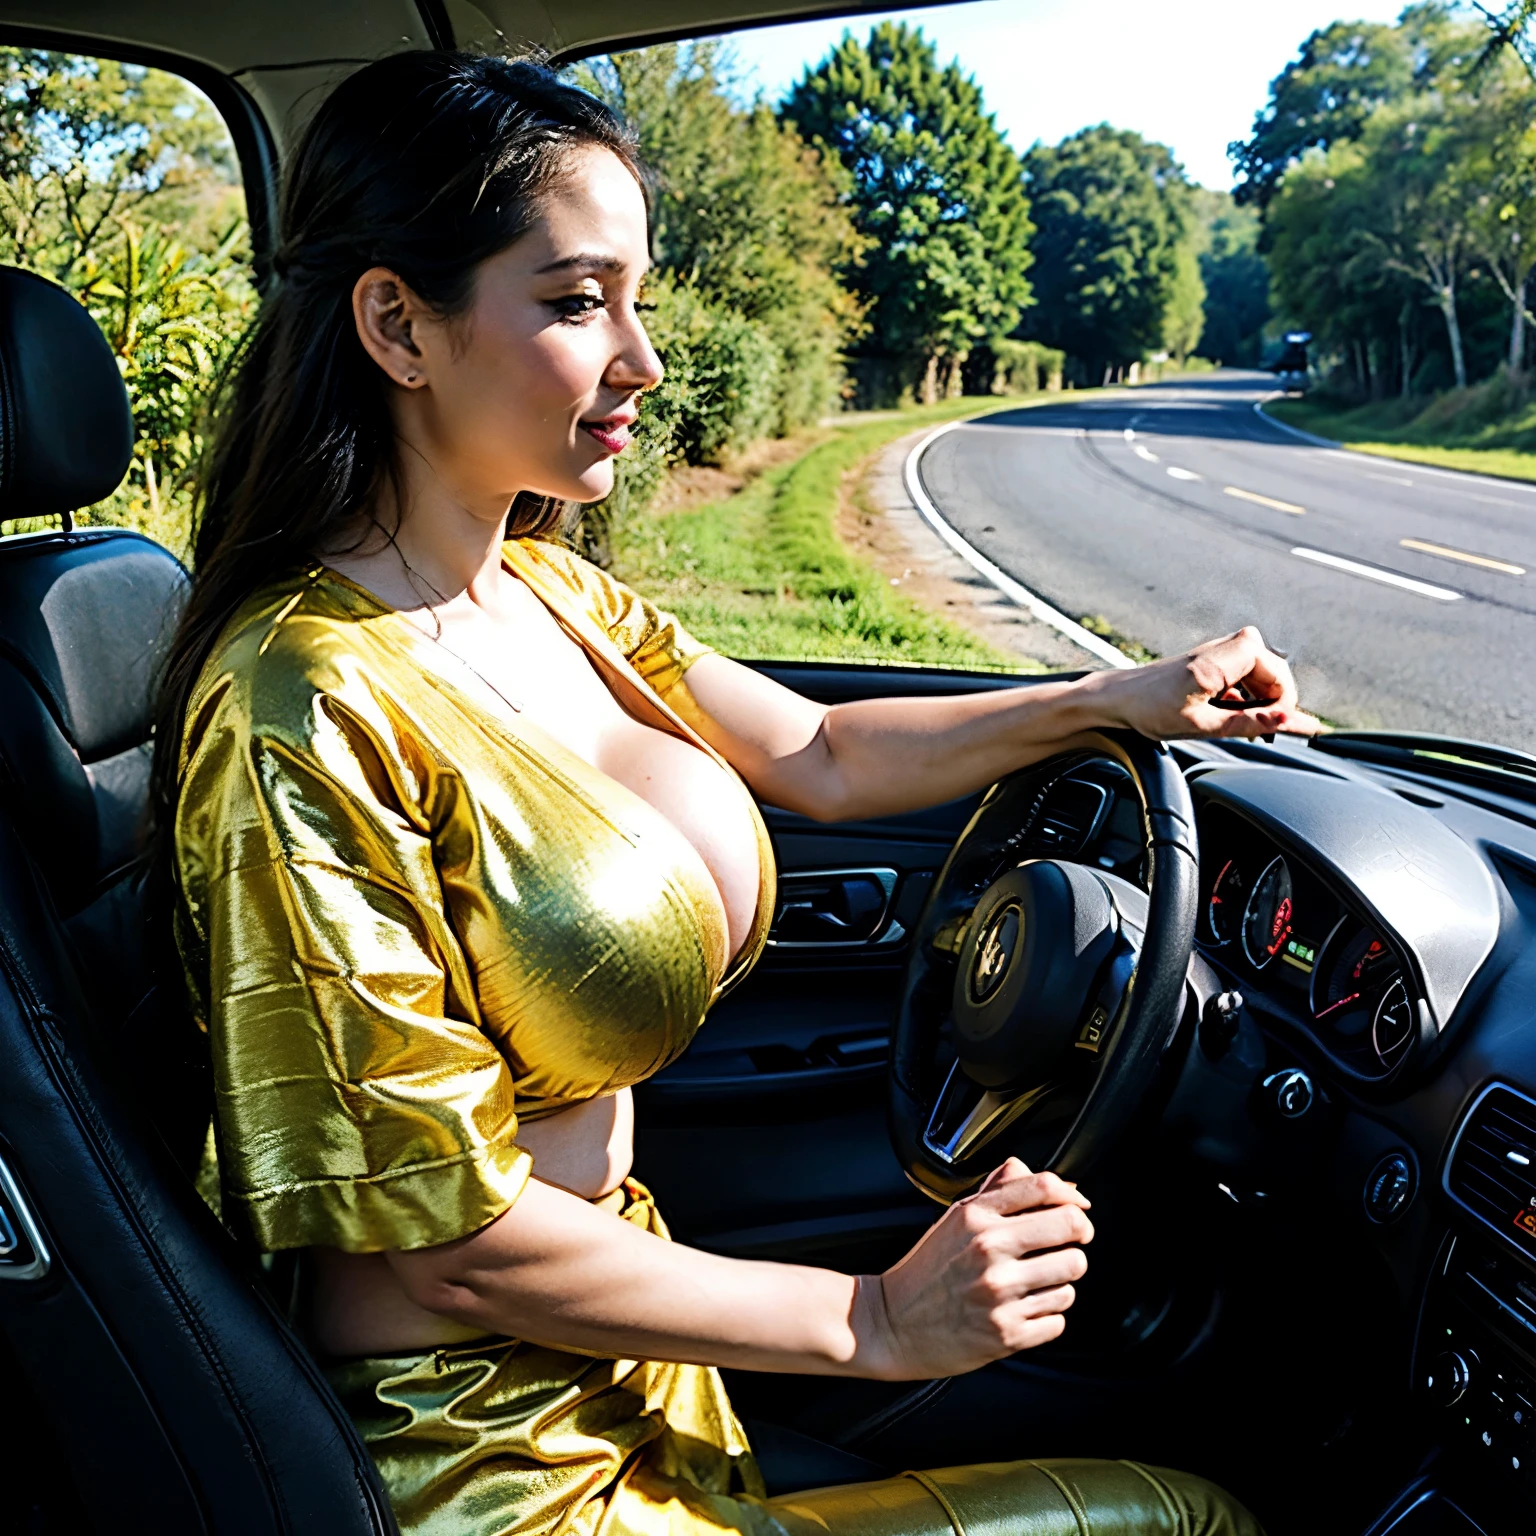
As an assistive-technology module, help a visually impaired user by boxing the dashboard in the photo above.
[1197,802,1420,1081]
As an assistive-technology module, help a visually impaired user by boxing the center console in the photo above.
[1417,1232,1536,1487]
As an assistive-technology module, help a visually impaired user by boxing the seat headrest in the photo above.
[0,266,134,520]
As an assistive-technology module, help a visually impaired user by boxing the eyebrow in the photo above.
[534,252,634,276]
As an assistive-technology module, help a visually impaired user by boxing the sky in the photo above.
[715,0,1411,189]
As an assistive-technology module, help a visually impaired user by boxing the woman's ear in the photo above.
[352,267,430,388]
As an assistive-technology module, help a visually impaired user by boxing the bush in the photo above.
[579,276,785,562]
[643,277,783,464]
[989,338,1066,395]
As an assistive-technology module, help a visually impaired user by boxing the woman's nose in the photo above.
[608,309,664,394]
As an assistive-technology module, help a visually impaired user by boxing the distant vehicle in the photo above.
[1269,330,1311,394]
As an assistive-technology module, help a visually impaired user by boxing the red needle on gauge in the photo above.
[1315,992,1361,1021]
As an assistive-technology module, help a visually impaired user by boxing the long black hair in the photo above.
[149,50,640,836]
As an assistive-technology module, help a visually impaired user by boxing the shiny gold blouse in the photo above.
[173,536,775,1255]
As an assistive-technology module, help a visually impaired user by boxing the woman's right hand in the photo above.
[856,1157,1093,1380]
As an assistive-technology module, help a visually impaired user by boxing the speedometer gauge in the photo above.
[1372,979,1415,1070]
[1311,917,1417,1075]
[1205,858,1248,945]
[1241,856,1294,970]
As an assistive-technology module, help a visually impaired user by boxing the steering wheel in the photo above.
[889,730,1200,1203]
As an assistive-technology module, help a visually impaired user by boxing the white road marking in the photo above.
[1134,444,1159,462]
[1225,486,1304,515]
[1123,427,1135,441]
[1470,493,1520,508]
[903,420,1136,669]
[1167,465,1202,480]
[1291,547,1462,601]
[1366,471,1414,486]
[1399,538,1525,575]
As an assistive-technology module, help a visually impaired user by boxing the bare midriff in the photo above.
[307,566,760,1359]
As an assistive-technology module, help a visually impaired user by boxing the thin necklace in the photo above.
[374,518,523,715]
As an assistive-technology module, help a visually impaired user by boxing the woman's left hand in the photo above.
[1080,625,1322,741]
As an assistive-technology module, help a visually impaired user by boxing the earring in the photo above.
[405,372,419,384]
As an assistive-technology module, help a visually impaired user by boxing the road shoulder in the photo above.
[838,426,1110,673]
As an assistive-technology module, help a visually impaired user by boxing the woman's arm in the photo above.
[681,625,1320,823]
[386,1159,1092,1381]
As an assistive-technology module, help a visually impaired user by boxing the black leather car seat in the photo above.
[0,265,398,1534]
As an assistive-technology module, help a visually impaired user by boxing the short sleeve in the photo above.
[513,539,713,701]
[176,654,531,1254]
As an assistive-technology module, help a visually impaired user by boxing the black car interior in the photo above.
[5,6,1536,1535]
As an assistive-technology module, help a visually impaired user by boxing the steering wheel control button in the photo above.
[1075,1007,1108,1055]
[1199,989,1243,1057]
[1262,1067,1315,1119]
[1364,1150,1417,1223]
[1427,1350,1473,1407]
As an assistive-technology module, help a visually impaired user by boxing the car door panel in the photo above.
[633,662,1071,1265]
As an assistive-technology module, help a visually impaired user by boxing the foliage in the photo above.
[1257,8,1536,398]
[0,48,242,285]
[782,23,1033,402]
[988,339,1065,395]
[1020,126,1201,382]
[1190,189,1270,367]
[1228,19,1416,209]
[0,48,252,553]
[1267,373,1536,481]
[573,42,864,435]
[608,399,1033,668]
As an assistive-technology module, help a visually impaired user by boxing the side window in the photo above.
[0,48,255,550]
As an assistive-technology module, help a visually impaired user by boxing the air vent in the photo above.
[1031,774,1111,857]
[1445,1084,1536,1259]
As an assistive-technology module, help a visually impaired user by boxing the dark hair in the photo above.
[149,50,639,837]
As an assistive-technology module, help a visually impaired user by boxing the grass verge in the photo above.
[1267,386,1536,484]
[608,398,1045,672]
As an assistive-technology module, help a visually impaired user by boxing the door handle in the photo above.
[768,867,901,948]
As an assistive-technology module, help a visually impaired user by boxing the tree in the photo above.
[0,48,253,549]
[0,49,241,285]
[1229,20,1414,208]
[1020,126,1198,383]
[1162,241,1206,364]
[576,42,866,429]
[1191,189,1270,366]
[1461,56,1536,368]
[782,22,1033,401]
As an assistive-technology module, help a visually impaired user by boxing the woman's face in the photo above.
[358,144,663,511]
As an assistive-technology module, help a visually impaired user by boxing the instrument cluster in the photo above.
[1199,805,1419,1079]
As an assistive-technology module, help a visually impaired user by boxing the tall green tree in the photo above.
[782,22,1033,400]
[1020,126,1198,383]
[1191,189,1270,366]
[1228,20,1414,209]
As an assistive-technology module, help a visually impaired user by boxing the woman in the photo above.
[158,51,1311,1536]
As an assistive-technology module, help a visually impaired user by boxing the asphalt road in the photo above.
[916,369,1536,751]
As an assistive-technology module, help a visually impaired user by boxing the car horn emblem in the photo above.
[970,901,1022,1002]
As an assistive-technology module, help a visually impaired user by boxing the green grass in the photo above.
[1267,380,1536,484]
[609,398,1049,672]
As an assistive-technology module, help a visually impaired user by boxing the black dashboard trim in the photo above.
[1191,767,1500,1031]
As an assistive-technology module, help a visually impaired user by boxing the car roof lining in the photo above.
[0,1,943,77]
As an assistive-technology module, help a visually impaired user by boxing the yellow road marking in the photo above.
[1398,538,1525,576]
[1225,485,1305,515]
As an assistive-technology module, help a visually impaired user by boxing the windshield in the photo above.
[7,7,1531,751]
[567,1,1536,753]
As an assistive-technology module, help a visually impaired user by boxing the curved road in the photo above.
[917,370,1536,750]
